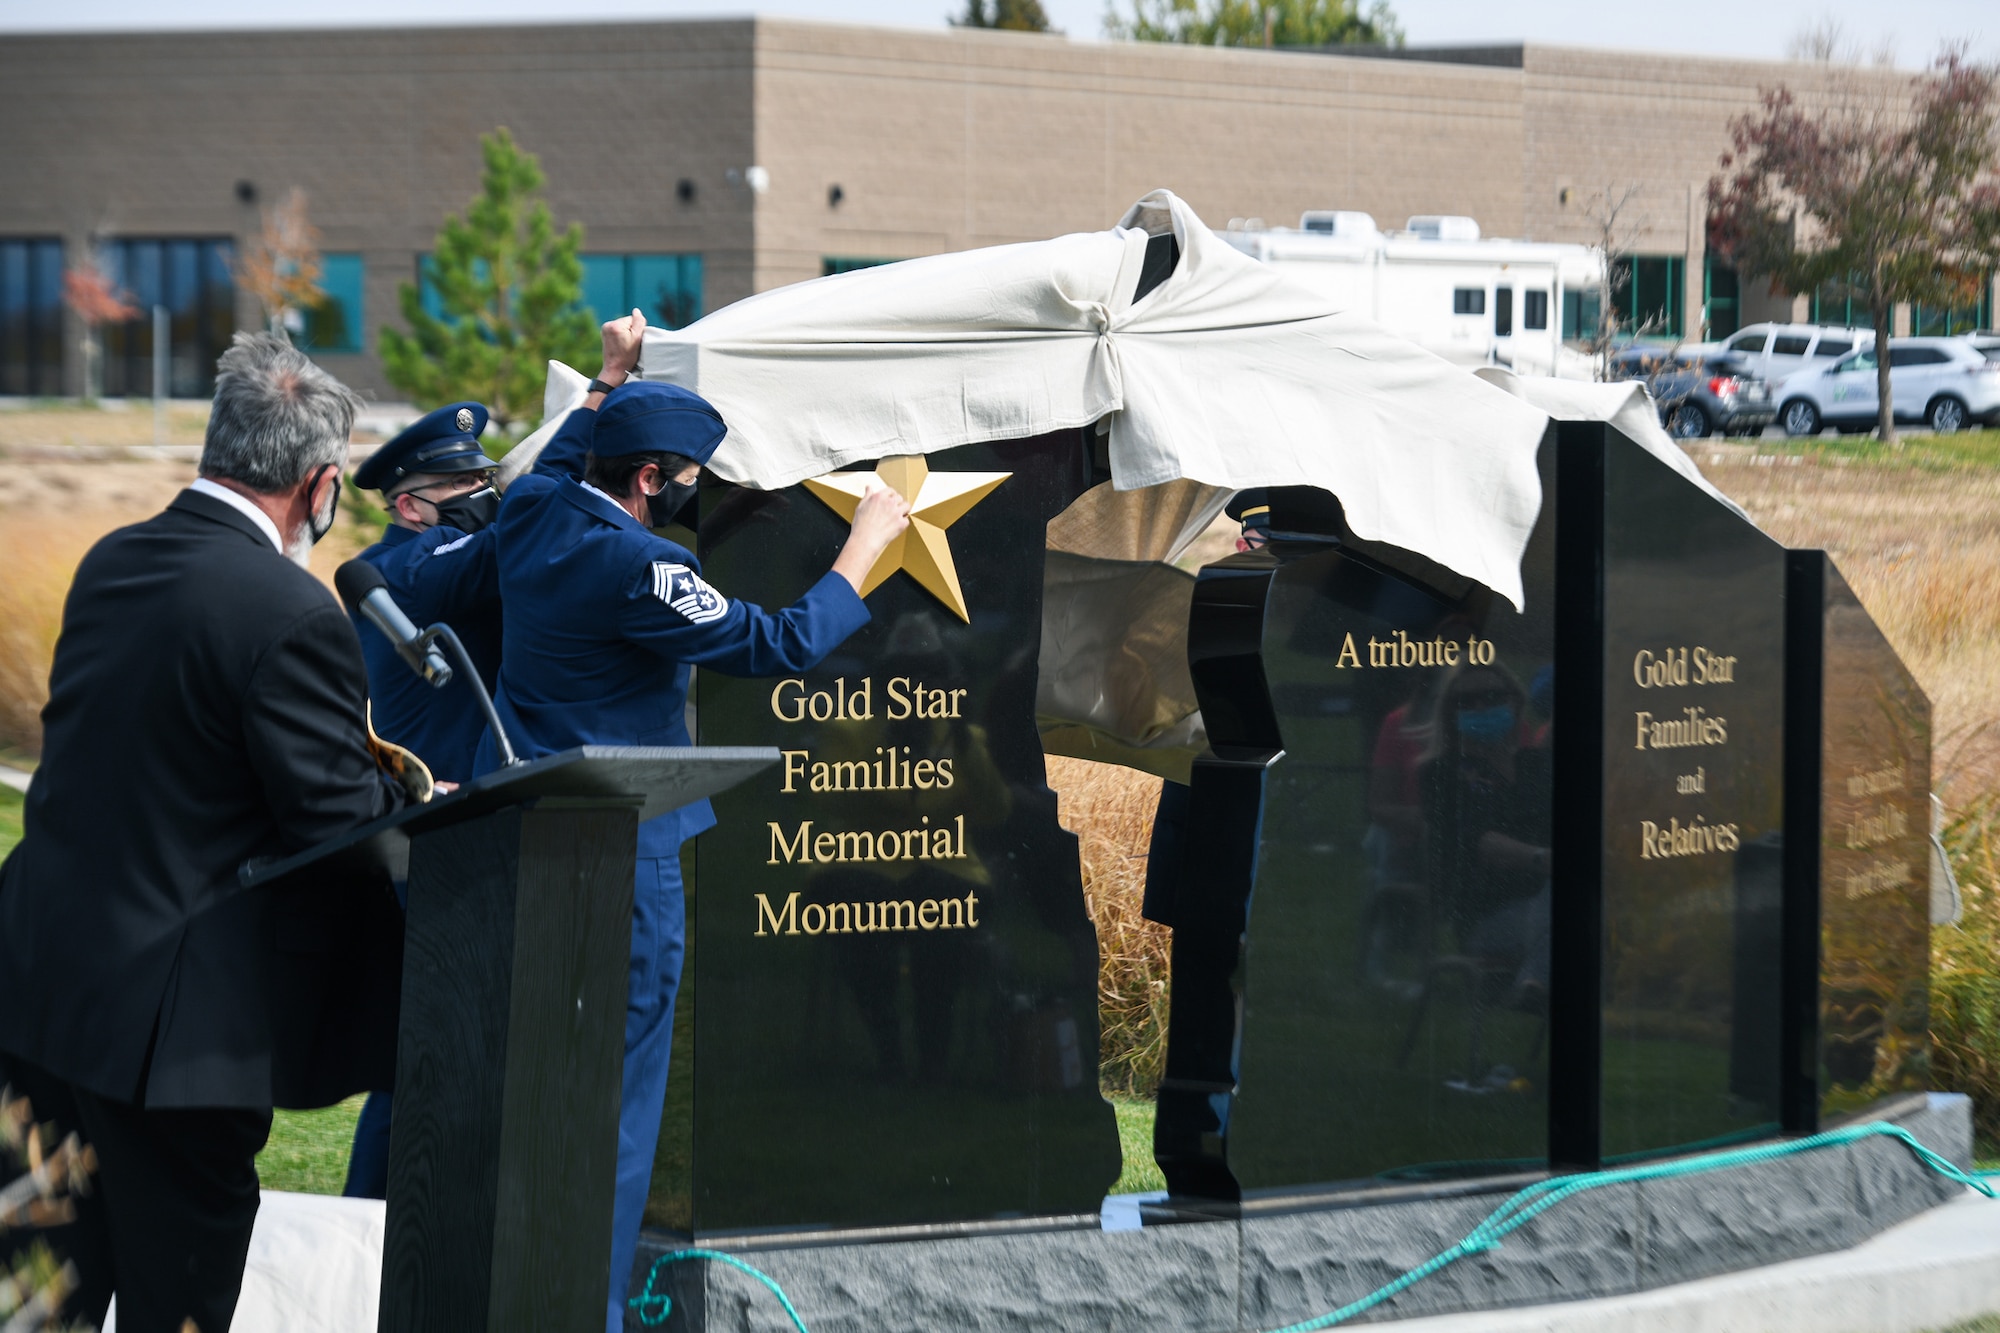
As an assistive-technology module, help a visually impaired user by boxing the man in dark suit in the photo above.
[0,332,404,1333]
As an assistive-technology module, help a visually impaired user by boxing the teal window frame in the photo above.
[1561,287,1602,340]
[823,256,902,277]
[1911,282,1992,337]
[1703,257,1739,340]
[1612,255,1683,338]
[299,252,363,354]
[581,253,704,330]
[100,237,236,398]
[0,236,64,396]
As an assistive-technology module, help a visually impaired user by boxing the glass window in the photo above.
[1839,349,1878,372]
[0,237,63,397]
[1452,287,1485,316]
[1811,279,1864,327]
[99,238,236,398]
[578,253,704,331]
[1726,332,1767,353]
[1613,255,1683,337]
[1522,289,1549,331]
[299,253,363,355]
[1911,288,1991,337]
[1704,258,1739,339]
[1816,339,1852,359]
[822,257,902,277]
[1888,346,1948,367]
[1561,287,1601,340]
[1771,335,1810,356]
[1493,287,1513,336]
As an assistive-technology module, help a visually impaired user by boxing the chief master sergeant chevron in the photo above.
[340,399,506,1200]
[482,310,911,1331]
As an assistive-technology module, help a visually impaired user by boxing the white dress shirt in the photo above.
[189,477,285,554]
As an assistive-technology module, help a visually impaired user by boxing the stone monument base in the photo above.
[626,1094,1972,1333]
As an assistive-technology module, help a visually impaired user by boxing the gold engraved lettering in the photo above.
[769,821,812,864]
[754,891,800,935]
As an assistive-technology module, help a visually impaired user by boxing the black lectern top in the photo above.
[242,745,779,888]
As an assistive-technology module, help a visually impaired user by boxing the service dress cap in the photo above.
[355,401,493,492]
[1225,487,1273,537]
[592,381,728,466]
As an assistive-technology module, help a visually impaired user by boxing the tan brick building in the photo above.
[0,20,1989,399]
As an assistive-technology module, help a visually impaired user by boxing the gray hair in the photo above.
[199,332,364,492]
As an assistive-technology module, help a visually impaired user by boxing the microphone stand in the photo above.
[421,622,525,768]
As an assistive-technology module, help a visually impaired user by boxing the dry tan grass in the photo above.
[0,457,381,755]
[1698,454,2000,805]
[1047,754,1173,1095]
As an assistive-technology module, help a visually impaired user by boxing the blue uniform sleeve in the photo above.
[533,405,596,479]
[618,553,871,676]
[395,526,500,625]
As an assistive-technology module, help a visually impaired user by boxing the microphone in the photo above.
[335,559,453,686]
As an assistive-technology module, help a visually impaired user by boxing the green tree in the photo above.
[1104,0,1400,48]
[379,128,597,433]
[953,0,1054,31]
[1708,51,2000,443]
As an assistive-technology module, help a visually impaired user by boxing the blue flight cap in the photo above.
[592,381,727,466]
[355,401,493,492]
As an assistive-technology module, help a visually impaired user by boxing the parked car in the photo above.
[1776,337,2000,436]
[1609,345,1776,439]
[1708,323,1873,387]
[1963,331,2000,362]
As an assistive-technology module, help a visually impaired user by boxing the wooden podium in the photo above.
[247,745,777,1333]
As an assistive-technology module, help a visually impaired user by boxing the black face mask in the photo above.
[647,479,699,529]
[306,464,340,544]
[429,485,500,534]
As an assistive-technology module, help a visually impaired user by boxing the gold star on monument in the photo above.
[803,455,1011,623]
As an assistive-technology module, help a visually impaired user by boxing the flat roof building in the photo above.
[0,20,1988,399]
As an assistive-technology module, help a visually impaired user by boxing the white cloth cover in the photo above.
[103,1190,385,1333]
[1471,366,1750,520]
[505,190,1552,609]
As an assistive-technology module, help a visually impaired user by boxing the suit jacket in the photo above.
[0,490,403,1109]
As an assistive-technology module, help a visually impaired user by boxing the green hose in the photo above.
[628,1119,1991,1333]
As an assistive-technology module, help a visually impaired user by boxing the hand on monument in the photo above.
[831,479,912,593]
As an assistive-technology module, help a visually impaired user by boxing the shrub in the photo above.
[1932,793,2000,1148]
[1047,755,1173,1097]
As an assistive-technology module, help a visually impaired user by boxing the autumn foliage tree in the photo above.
[1708,51,2000,443]
[379,129,597,433]
[60,263,137,402]
[232,187,326,335]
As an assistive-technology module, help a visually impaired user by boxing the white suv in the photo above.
[1775,338,2000,436]
[1712,323,1872,386]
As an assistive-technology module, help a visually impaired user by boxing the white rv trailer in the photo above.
[1222,212,1606,380]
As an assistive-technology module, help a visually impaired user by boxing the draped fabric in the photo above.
[504,189,1551,610]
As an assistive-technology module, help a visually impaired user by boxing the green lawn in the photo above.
[1758,426,2000,471]
[0,785,21,858]
[260,1097,367,1195]
[1110,1095,1166,1195]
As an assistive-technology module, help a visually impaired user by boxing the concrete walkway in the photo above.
[1383,1188,2000,1333]
[0,766,29,793]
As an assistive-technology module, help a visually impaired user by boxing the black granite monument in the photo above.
[669,433,1122,1235]
[1782,551,1932,1130]
[1155,421,1794,1201]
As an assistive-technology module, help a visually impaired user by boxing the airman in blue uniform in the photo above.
[340,400,506,1200]
[482,311,912,1332]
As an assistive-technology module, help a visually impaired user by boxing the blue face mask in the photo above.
[1457,703,1516,744]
